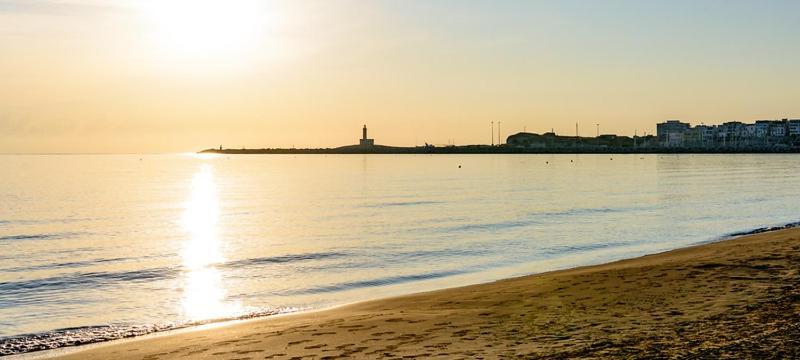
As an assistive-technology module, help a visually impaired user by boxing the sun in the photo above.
[139,0,268,60]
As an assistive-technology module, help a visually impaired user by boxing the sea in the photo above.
[1,153,799,355]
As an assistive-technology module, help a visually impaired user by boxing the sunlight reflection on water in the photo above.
[179,164,241,321]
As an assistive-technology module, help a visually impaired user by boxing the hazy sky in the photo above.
[1,0,799,153]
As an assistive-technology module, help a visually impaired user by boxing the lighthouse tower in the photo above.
[359,125,374,146]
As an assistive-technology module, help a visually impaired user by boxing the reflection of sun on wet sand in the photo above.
[55,228,800,359]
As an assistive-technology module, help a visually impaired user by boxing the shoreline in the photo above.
[5,219,799,357]
[33,225,800,359]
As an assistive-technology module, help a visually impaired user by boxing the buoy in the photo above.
[458,165,462,168]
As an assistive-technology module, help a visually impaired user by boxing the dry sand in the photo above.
[52,228,800,359]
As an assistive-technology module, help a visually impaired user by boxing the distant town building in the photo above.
[359,125,374,147]
[744,124,757,138]
[690,125,715,146]
[504,118,798,151]
[789,120,800,136]
[656,120,691,147]
[655,118,799,148]
[755,121,771,138]
[771,123,786,137]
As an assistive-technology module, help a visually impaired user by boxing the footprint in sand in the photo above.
[311,331,337,336]
[287,339,312,346]
[370,331,396,336]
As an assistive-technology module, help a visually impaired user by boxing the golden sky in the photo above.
[1,0,799,153]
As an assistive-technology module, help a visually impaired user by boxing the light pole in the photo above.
[497,121,502,146]
[490,121,494,146]
[596,123,600,137]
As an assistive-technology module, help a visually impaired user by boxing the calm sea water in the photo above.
[1,154,799,354]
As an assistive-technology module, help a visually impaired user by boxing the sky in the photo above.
[1,0,799,153]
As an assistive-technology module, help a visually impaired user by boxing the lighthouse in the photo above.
[359,125,374,146]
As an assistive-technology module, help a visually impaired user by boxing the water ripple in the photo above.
[361,200,442,208]
[0,232,84,242]
[284,269,467,295]
[223,251,351,269]
[1,257,132,273]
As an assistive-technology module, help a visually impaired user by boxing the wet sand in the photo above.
[52,228,800,359]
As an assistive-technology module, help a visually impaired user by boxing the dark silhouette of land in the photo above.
[201,132,800,154]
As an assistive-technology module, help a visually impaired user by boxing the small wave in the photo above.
[0,217,106,226]
[0,307,296,356]
[723,220,800,239]
[538,240,634,257]
[534,204,657,218]
[389,247,488,261]
[0,232,83,242]
[0,324,176,356]
[445,219,538,233]
[252,248,488,274]
[0,267,178,300]
[1,257,131,273]
[1,251,355,304]
[285,269,467,295]
[442,205,652,234]
[224,251,350,269]
[536,207,618,217]
[362,200,441,208]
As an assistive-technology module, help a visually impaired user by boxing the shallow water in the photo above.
[1,154,798,354]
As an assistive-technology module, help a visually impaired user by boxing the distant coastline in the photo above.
[199,145,800,155]
[201,120,800,154]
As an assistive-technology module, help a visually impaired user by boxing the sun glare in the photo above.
[180,165,243,321]
[140,0,268,60]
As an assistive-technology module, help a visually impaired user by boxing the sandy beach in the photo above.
[49,228,800,359]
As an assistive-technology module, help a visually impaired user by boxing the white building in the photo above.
[789,120,800,136]
[667,132,684,146]
[744,124,757,137]
[693,125,716,144]
[656,120,690,146]
[754,121,771,138]
[771,125,786,137]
